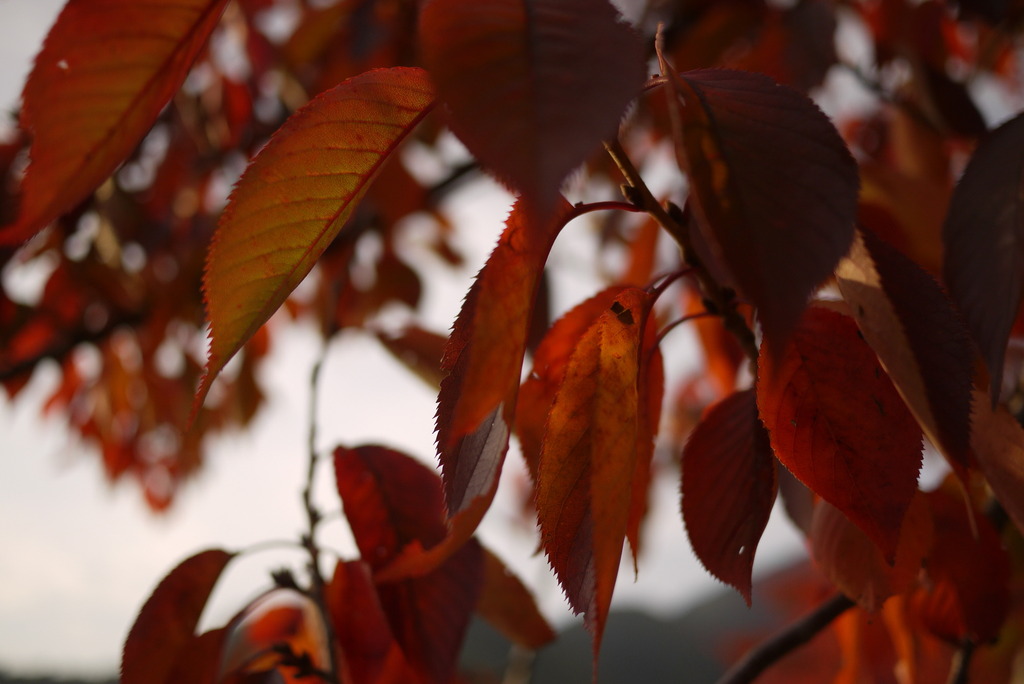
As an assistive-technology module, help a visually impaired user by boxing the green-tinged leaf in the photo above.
[419,0,645,213]
[197,67,434,410]
[1,0,231,245]
[121,548,235,684]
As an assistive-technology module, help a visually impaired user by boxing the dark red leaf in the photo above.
[2,0,231,244]
[682,388,777,603]
[121,548,235,684]
[943,111,1024,402]
[419,0,645,212]
[757,306,922,561]
[334,445,446,570]
[163,628,226,684]
[836,228,974,477]
[665,69,858,351]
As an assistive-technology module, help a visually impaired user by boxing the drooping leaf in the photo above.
[333,445,485,684]
[0,0,232,245]
[665,69,858,350]
[682,388,777,603]
[535,287,653,651]
[374,326,448,390]
[419,0,646,212]
[197,67,434,409]
[836,228,974,478]
[476,549,556,650]
[121,548,235,684]
[810,494,932,612]
[376,199,575,582]
[757,306,923,561]
[943,112,1024,402]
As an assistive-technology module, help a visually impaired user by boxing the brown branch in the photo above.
[603,138,759,364]
[301,352,343,684]
[715,593,855,684]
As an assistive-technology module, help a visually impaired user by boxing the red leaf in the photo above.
[757,306,922,561]
[377,541,484,684]
[332,445,485,683]
[911,479,1010,644]
[943,112,1024,401]
[476,549,556,649]
[665,69,858,350]
[534,287,653,650]
[197,67,434,411]
[334,445,446,570]
[810,493,932,612]
[374,326,448,390]
[376,200,576,582]
[1,0,231,244]
[325,561,417,684]
[836,228,974,478]
[164,628,227,684]
[627,338,664,564]
[419,0,645,212]
[682,388,777,603]
[121,548,235,684]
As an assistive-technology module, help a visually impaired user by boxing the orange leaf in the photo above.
[197,67,434,410]
[1,0,231,244]
[665,69,858,350]
[944,112,1024,401]
[121,548,235,684]
[836,228,974,478]
[535,287,653,651]
[682,388,777,603]
[810,493,932,612]
[477,549,556,650]
[419,0,645,213]
[757,306,922,561]
[376,200,575,583]
[627,336,664,565]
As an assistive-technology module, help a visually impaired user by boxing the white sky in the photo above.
[0,1,803,677]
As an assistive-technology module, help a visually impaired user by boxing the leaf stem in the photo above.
[715,592,855,684]
[302,350,343,684]
[603,138,759,365]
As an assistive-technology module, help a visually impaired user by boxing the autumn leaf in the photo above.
[1,0,231,245]
[534,287,653,651]
[333,445,484,684]
[836,228,974,477]
[419,0,646,213]
[197,67,434,410]
[376,199,575,582]
[943,112,1024,402]
[969,388,1024,537]
[664,68,858,350]
[682,388,777,604]
[121,548,235,684]
[810,494,932,612]
[757,306,923,561]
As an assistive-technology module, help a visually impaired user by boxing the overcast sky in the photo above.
[0,2,804,677]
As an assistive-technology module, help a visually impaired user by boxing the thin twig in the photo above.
[301,351,343,684]
[946,639,975,684]
[715,593,855,684]
[603,138,759,364]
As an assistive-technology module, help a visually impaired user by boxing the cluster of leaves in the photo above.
[8,0,1024,681]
